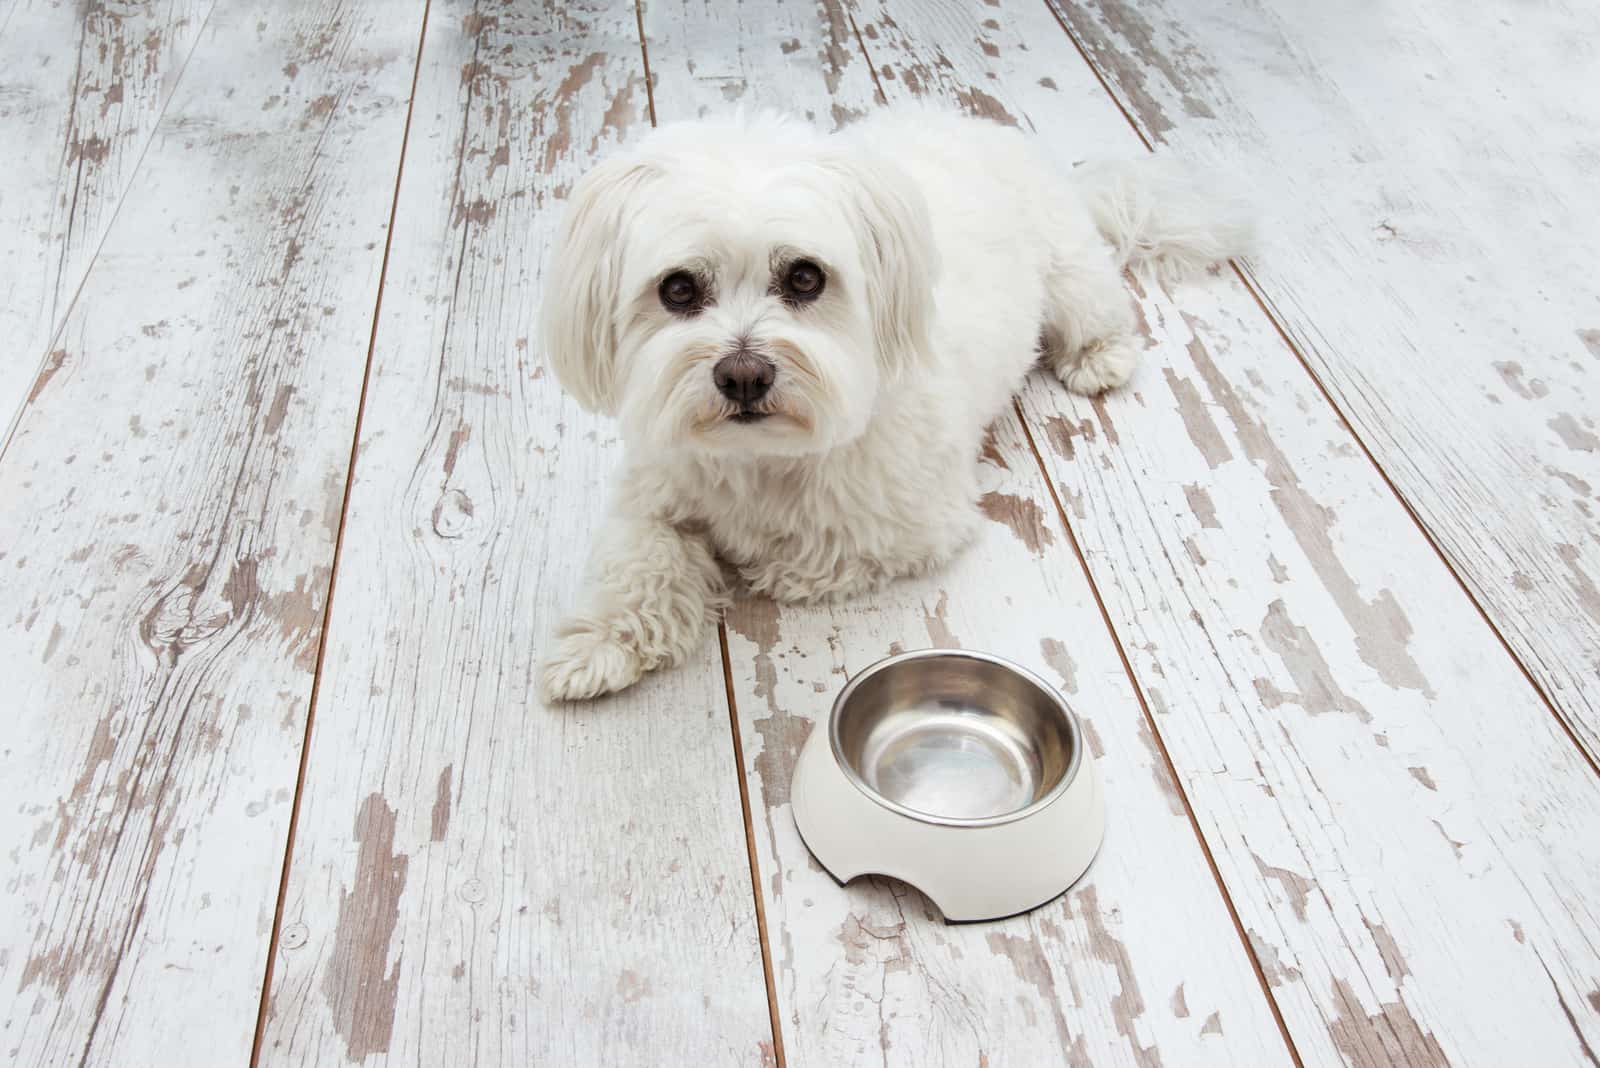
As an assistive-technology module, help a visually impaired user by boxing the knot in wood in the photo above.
[431,488,475,539]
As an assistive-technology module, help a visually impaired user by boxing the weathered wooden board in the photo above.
[1049,0,1600,762]
[0,0,214,443]
[256,3,773,1063]
[851,0,1600,1063]
[642,1,1291,1063]
[0,2,427,1065]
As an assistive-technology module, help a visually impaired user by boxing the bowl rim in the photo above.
[826,648,1086,828]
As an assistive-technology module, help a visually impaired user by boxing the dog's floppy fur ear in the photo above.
[824,145,939,377]
[540,154,657,414]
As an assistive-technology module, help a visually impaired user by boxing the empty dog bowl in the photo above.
[791,649,1105,921]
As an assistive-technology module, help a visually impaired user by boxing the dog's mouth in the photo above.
[689,401,812,445]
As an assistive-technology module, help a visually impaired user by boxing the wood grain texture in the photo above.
[0,0,214,441]
[256,3,773,1063]
[1049,0,1600,762]
[642,1,1291,1063]
[0,2,426,1065]
[851,0,1600,1063]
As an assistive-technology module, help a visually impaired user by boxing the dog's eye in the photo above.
[782,261,825,303]
[659,271,701,313]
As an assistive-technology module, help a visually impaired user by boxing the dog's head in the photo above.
[540,113,938,457]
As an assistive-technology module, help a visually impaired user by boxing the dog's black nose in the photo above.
[713,351,775,405]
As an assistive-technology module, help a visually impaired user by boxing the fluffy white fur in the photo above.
[538,106,1251,701]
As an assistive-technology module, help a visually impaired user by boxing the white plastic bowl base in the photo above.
[790,716,1106,922]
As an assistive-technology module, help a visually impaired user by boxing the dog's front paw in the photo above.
[538,624,643,703]
[1052,335,1141,396]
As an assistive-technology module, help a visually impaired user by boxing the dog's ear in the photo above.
[825,146,939,377]
[540,154,657,414]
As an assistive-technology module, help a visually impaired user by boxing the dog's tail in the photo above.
[1071,156,1255,282]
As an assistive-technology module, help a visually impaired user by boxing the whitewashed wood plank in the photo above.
[0,2,426,1065]
[1049,0,1600,762]
[1023,291,1600,1065]
[641,1,1291,1063]
[256,4,773,1064]
[0,0,214,442]
[640,0,874,131]
[854,0,1600,1063]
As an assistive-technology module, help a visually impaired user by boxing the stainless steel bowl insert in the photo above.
[829,650,1082,827]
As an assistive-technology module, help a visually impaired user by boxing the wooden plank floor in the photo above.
[2,1,1598,1065]
[1051,0,1600,762]
[0,0,214,439]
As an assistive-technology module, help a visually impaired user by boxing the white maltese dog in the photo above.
[538,106,1250,701]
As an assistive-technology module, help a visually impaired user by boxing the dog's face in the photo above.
[541,115,938,457]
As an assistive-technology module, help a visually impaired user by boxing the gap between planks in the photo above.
[719,624,789,1068]
[1012,399,1306,1067]
[1230,262,1600,783]
[1036,0,1600,783]
[247,4,434,1063]
[0,2,219,463]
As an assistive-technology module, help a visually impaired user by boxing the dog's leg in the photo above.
[1039,248,1143,396]
[538,514,727,702]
